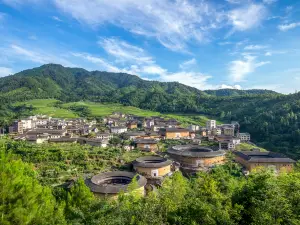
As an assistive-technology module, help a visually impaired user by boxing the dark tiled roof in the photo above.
[233,151,296,163]
[27,129,66,135]
[164,128,190,132]
[133,156,172,168]
[85,171,147,194]
[168,145,225,158]
[135,139,158,144]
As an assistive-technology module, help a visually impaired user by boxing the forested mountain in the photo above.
[204,89,279,96]
[1,64,300,158]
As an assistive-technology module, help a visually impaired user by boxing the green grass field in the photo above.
[236,143,267,152]
[15,99,214,126]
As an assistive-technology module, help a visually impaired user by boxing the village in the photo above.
[3,112,296,198]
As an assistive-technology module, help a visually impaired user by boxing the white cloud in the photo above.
[278,22,300,31]
[71,52,120,72]
[53,0,225,52]
[219,84,242,89]
[264,50,287,56]
[98,38,153,65]
[226,0,241,4]
[1,0,40,8]
[9,44,76,66]
[229,55,270,82]
[179,58,197,70]
[52,16,62,22]
[244,45,268,50]
[263,0,277,4]
[28,35,37,40]
[0,67,13,77]
[160,71,214,90]
[228,4,266,31]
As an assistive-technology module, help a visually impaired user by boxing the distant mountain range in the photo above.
[0,64,280,105]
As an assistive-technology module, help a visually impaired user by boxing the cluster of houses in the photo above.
[3,113,296,183]
[5,113,251,151]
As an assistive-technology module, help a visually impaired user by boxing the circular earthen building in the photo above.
[85,171,147,198]
[133,156,173,179]
[167,145,226,174]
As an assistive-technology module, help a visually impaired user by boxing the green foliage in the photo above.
[0,148,66,225]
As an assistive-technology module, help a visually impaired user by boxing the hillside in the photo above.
[204,89,278,96]
[1,64,300,159]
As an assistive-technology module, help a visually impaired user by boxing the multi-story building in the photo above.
[238,133,251,142]
[206,120,216,130]
[110,126,127,134]
[222,125,235,136]
[9,120,24,134]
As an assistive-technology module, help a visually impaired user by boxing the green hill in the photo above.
[2,64,300,159]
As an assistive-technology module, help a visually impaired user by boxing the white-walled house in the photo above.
[110,126,128,134]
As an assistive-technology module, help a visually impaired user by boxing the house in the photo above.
[216,136,240,150]
[160,128,190,139]
[9,120,23,134]
[188,125,200,132]
[49,137,78,143]
[84,139,109,147]
[221,125,235,136]
[125,131,146,140]
[212,128,222,136]
[238,133,251,142]
[206,120,216,130]
[144,119,154,129]
[110,126,127,134]
[233,151,296,173]
[200,130,207,137]
[135,139,158,152]
[26,129,67,140]
[127,121,138,129]
[95,132,113,140]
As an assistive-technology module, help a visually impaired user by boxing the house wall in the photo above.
[170,155,225,167]
[166,131,190,139]
[235,156,294,172]
[137,143,158,152]
[134,165,171,178]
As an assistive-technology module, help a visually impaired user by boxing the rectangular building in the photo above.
[233,151,295,173]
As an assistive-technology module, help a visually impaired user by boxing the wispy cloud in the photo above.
[179,58,197,70]
[9,44,76,66]
[52,16,63,22]
[228,4,267,31]
[278,22,300,31]
[244,45,268,50]
[54,0,223,52]
[263,0,277,4]
[98,38,154,65]
[229,55,270,82]
[0,67,13,77]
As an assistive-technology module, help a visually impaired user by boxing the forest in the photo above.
[1,64,300,159]
[1,138,300,225]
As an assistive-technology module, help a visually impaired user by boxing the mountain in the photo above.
[1,64,300,159]
[203,89,278,97]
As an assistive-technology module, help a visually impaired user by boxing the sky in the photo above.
[0,0,300,93]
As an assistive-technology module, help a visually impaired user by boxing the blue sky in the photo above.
[0,0,300,93]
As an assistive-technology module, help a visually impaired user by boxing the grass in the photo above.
[14,99,77,118]
[15,99,214,126]
[236,142,267,152]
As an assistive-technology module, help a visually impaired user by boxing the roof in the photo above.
[110,126,127,129]
[239,133,250,136]
[135,139,158,144]
[164,128,190,132]
[26,129,66,135]
[168,145,226,158]
[85,171,147,194]
[133,156,172,168]
[49,138,78,142]
[233,151,296,163]
[125,131,146,136]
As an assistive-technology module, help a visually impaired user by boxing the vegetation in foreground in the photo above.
[1,139,300,225]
